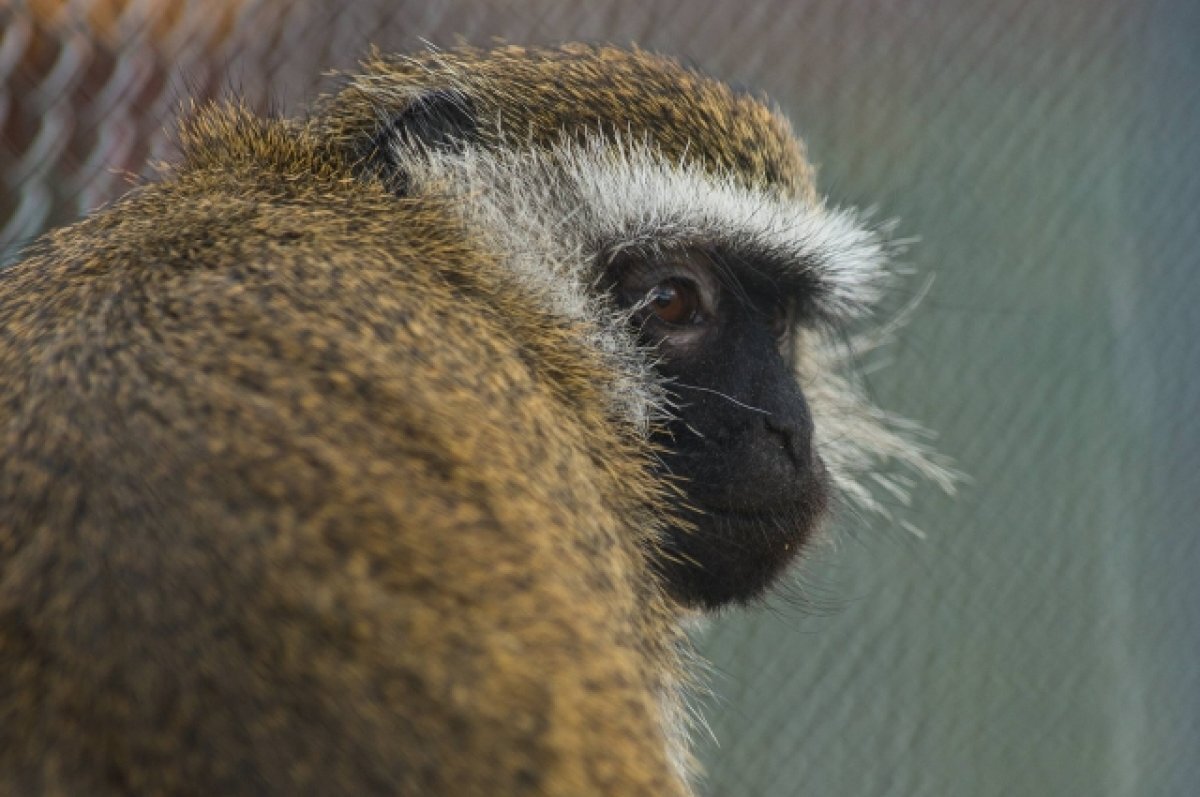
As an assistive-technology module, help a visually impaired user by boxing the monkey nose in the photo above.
[762,416,809,470]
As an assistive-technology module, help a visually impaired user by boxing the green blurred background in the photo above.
[3,1,1197,794]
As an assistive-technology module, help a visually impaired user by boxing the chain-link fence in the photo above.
[3,2,1198,795]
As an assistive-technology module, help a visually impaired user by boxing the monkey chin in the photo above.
[654,467,830,611]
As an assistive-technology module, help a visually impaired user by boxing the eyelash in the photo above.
[638,278,704,326]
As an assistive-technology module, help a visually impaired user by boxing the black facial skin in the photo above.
[609,247,830,610]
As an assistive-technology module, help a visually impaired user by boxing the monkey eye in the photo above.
[644,278,702,326]
[607,249,720,331]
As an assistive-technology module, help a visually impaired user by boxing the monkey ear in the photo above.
[367,88,478,192]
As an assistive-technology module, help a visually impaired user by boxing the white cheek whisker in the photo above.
[669,382,772,416]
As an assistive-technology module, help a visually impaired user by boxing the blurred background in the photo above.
[2,1,1197,795]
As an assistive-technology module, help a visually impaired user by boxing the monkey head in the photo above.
[322,44,949,610]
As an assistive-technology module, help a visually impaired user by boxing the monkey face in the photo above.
[350,44,952,613]
[607,246,829,608]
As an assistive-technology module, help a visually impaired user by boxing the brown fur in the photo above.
[320,44,818,200]
[0,45,832,795]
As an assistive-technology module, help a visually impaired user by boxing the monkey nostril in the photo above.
[763,416,806,469]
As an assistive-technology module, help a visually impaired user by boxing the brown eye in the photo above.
[645,279,700,325]
[605,251,718,342]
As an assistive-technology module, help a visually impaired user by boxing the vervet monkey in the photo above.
[0,44,950,795]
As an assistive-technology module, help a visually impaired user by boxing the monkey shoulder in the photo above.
[0,100,684,796]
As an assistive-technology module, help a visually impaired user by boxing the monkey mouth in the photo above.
[698,496,824,524]
[655,490,828,610]
[691,457,830,534]
[698,496,827,557]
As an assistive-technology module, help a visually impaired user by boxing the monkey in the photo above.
[0,44,952,795]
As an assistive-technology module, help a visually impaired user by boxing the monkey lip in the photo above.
[675,489,826,544]
[668,451,830,522]
[697,496,821,519]
[694,500,826,543]
[689,468,830,527]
